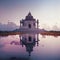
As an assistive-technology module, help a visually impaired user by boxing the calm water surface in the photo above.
[0,34,60,60]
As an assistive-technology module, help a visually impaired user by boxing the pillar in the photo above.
[37,19,39,29]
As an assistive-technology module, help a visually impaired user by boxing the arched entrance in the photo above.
[28,24,31,28]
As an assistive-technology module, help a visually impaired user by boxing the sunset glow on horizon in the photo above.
[0,0,60,30]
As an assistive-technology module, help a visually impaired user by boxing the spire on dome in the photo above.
[28,12,32,16]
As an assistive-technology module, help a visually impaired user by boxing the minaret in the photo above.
[37,19,39,29]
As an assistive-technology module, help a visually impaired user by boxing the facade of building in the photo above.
[20,12,39,30]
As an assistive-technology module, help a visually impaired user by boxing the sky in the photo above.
[0,0,60,30]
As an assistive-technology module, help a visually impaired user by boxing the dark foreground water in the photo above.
[0,33,60,60]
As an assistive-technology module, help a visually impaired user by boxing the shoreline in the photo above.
[0,31,60,36]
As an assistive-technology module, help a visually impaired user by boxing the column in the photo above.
[37,19,39,29]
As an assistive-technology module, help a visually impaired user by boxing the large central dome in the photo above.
[25,12,35,20]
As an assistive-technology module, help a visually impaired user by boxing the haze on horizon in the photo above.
[0,0,60,31]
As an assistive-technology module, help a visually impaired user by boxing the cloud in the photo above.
[0,22,19,31]
[52,25,60,31]
[41,24,60,31]
[41,24,51,31]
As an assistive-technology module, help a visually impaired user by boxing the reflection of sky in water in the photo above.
[0,34,60,60]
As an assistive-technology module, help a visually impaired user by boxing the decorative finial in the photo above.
[28,11,31,16]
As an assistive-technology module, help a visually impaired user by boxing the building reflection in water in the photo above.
[10,33,40,56]
[19,33,39,56]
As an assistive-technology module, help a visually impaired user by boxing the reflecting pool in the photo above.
[0,34,60,60]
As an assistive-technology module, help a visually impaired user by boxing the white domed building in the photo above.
[20,12,39,33]
[19,12,45,33]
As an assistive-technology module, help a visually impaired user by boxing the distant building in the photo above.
[20,12,39,30]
